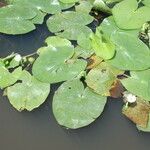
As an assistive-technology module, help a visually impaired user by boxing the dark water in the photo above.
[0,20,150,150]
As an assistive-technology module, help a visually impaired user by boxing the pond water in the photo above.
[0,17,150,150]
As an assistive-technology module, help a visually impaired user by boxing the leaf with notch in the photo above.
[53,79,107,129]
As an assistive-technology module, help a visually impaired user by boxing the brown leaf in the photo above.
[109,80,125,98]
[122,100,150,128]
[87,54,103,70]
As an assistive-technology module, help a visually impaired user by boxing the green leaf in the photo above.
[143,0,150,7]
[59,0,79,3]
[38,36,73,54]
[74,46,94,59]
[90,28,115,60]
[77,32,92,50]
[45,36,72,47]
[31,11,46,24]
[99,16,139,38]
[13,0,60,14]
[92,0,112,14]
[7,70,50,111]
[108,31,150,70]
[0,66,22,89]
[121,69,150,101]
[112,0,150,29]
[86,62,122,96]
[32,46,87,83]
[47,11,94,40]
[52,79,107,129]
[0,5,36,34]
[75,0,93,13]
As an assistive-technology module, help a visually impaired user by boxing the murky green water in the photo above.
[0,18,150,150]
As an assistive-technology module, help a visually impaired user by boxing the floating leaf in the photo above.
[0,5,36,34]
[74,46,94,59]
[90,28,115,60]
[143,0,150,7]
[0,66,22,89]
[53,79,107,129]
[59,0,79,3]
[7,70,50,111]
[108,31,150,70]
[38,36,73,54]
[121,69,150,101]
[31,11,46,24]
[86,62,122,96]
[47,11,94,40]
[75,0,93,13]
[77,32,92,50]
[32,46,87,83]
[92,0,112,14]
[13,0,64,14]
[112,0,150,29]
[122,99,150,128]
[45,36,72,47]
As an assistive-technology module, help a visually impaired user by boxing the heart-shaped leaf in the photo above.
[32,46,87,83]
[0,5,37,34]
[0,65,22,89]
[7,70,50,111]
[108,31,150,70]
[112,0,150,29]
[121,69,150,101]
[47,11,94,40]
[52,79,107,129]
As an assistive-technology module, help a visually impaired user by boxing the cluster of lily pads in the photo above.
[0,0,150,131]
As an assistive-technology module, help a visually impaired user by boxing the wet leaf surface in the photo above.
[47,11,94,40]
[32,46,87,83]
[53,79,107,129]
[112,0,150,29]
[121,69,150,101]
[7,70,50,111]
[108,31,150,70]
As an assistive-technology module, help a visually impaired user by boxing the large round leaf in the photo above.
[59,0,79,3]
[53,79,107,129]
[32,46,87,83]
[121,69,150,101]
[7,71,50,111]
[108,31,150,70]
[0,5,37,34]
[112,0,150,29]
[47,11,94,40]
[13,0,73,14]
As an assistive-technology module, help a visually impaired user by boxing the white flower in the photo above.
[14,54,22,62]
[123,92,137,103]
